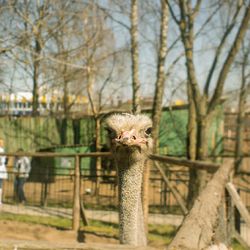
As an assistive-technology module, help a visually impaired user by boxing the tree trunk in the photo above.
[73,119,81,145]
[151,0,168,153]
[186,82,197,209]
[146,0,168,236]
[56,118,68,145]
[95,117,102,193]
[130,0,141,115]
[187,95,210,206]
[186,113,209,208]
[235,52,248,173]
[235,91,246,172]
[32,39,41,116]
[32,14,43,116]
[32,63,39,116]
[167,159,234,250]
[195,105,210,193]
[178,2,209,199]
[168,0,250,209]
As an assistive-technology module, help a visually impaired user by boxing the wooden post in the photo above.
[225,188,234,245]
[80,200,89,226]
[226,182,250,227]
[155,162,188,215]
[72,155,80,231]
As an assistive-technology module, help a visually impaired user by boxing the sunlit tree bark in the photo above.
[167,0,250,206]
[152,0,169,153]
[235,42,250,173]
[142,0,169,236]
[130,0,141,114]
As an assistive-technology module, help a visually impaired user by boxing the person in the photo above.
[0,139,8,205]
[13,148,31,204]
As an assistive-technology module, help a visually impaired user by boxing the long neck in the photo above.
[116,154,147,246]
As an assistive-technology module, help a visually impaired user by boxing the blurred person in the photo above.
[0,138,8,205]
[14,148,31,204]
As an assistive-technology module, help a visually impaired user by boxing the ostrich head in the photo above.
[105,113,153,161]
[105,113,153,246]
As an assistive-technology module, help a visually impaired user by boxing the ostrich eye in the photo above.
[145,127,152,136]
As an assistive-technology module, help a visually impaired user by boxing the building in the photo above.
[0,92,89,116]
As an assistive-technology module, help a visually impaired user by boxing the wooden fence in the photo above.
[0,116,95,152]
[1,151,249,249]
[157,157,250,249]
[0,106,224,156]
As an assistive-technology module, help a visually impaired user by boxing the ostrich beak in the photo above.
[115,129,136,145]
[115,129,146,147]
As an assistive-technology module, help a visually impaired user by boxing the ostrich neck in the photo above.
[116,153,147,246]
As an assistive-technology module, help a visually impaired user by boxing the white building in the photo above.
[0,92,89,116]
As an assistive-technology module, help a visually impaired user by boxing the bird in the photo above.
[105,113,153,246]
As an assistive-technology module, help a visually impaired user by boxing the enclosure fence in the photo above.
[0,152,249,247]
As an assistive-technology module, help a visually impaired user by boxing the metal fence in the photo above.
[1,152,249,239]
[2,157,189,214]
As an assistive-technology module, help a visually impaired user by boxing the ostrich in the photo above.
[105,113,153,246]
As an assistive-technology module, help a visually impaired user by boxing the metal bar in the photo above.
[72,155,80,231]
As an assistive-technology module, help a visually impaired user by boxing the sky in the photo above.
[0,0,248,107]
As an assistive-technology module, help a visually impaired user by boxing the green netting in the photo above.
[0,106,224,158]
[43,145,92,176]
[158,109,188,156]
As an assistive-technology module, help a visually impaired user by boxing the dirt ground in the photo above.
[0,220,117,244]
[0,204,180,249]
[0,220,160,250]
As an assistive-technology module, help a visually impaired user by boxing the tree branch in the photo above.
[166,0,180,25]
[192,0,202,18]
[178,1,202,109]
[204,3,242,95]
[208,3,250,113]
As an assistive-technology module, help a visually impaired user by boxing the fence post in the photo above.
[225,188,234,245]
[72,155,80,231]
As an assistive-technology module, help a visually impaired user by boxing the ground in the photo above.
[0,204,182,249]
[0,220,117,244]
[0,220,159,250]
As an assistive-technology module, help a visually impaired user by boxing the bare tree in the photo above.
[130,0,141,114]
[45,2,90,144]
[234,39,250,173]
[104,0,170,236]
[151,0,169,153]
[79,2,127,188]
[167,0,250,205]
[8,1,53,115]
[141,0,169,234]
[1,0,127,137]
